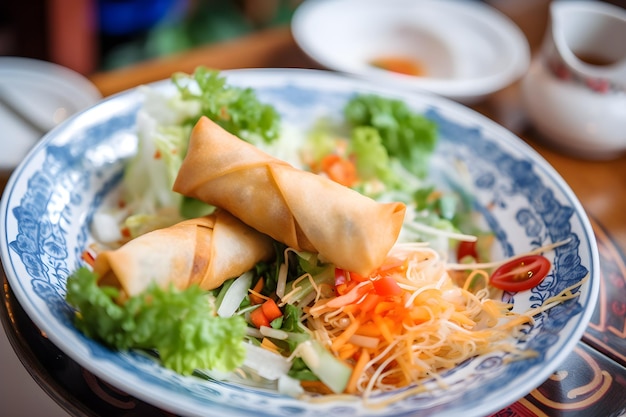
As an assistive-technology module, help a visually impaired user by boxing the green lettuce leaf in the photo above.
[344,94,438,178]
[65,267,246,375]
[172,66,281,144]
[349,126,402,188]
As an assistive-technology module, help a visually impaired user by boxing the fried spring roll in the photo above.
[93,210,274,297]
[173,116,406,276]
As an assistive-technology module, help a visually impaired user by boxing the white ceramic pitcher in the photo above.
[521,1,626,159]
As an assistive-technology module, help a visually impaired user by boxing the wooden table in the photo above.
[2,17,626,417]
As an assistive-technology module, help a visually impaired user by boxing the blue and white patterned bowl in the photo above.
[0,69,599,417]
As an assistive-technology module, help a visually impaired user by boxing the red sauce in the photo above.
[370,56,426,76]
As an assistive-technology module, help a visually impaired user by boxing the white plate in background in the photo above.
[291,0,530,103]
[0,57,101,171]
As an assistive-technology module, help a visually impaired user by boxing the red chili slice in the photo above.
[457,240,479,262]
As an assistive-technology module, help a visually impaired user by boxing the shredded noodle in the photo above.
[293,241,585,406]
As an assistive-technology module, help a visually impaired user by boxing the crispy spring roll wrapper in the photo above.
[93,210,274,298]
[173,116,407,276]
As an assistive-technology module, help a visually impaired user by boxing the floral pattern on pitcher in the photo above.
[546,55,621,95]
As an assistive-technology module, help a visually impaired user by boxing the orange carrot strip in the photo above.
[250,306,270,328]
[342,303,361,315]
[261,298,283,322]
[249,277,266,305]
[261,337,281,353]
[249,289,269,305]
[355,322,381,337]
[337,343,359,360]
[331,318,361,352]
[346,349,371,394]
[374,301,399,316]
[373,315,393,343]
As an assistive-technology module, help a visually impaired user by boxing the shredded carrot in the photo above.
[346,349,370,394]
[331,317,360,352]
[296,242,581,401]
[320,154,358,187]
[372,315,394,343]
[261,298,283,322]
[355,322,381,338]
[260,337,281,354]
[337,342,359,360]
[249,288,269,305]
[249,277,266,305]
[249,306,270,328]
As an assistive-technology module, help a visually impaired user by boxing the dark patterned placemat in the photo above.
[582,218,626,367]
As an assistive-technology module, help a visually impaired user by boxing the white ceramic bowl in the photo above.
[291,0,531,104]
[0,69,598,417]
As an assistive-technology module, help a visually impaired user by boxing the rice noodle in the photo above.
[295,241,585,406]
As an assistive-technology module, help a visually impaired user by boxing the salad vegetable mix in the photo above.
[65,68,578,403]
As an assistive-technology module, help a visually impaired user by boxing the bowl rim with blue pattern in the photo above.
[0,68,599,417]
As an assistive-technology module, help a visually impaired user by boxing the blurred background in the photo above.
[0,0,303,75]
[1,0,624,78]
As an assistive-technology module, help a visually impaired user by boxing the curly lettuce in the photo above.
[172,67,281,144]
[344,94,437,179]
[65,267,247,375]
[349,126,402,189]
